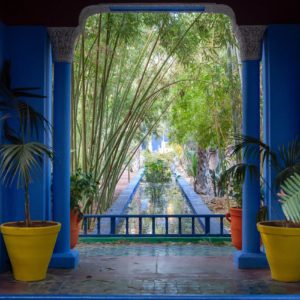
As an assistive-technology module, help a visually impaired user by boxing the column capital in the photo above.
[47,27,80,63]
[234,25,267,61]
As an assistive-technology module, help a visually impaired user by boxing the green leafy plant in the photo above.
[72,12,235,215]
[230,135,300,187]
[144,159,172,184]
[220,135,300,209]
[210,152,230,197]
[144,157,172,201]
[0,61,52,227]
[70,169,98,221]
[279,173,300,224]
[185,150,198,191]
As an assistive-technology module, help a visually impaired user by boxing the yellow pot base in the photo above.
[0,221,61,282]
[258,221,300,282]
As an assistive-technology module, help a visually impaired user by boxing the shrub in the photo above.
[143,154,172,201]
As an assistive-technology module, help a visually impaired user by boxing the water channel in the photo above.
[118,178,202,235]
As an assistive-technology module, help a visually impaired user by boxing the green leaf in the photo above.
[280,173,300,223]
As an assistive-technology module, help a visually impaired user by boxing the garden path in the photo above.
[0,243,299,295]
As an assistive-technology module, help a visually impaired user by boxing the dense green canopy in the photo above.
[72,12,241,213]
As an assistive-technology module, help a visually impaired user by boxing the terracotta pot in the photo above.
[70,209,81,249]
[226,207,242,250]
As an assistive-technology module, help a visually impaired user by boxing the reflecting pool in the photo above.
[118,178,202,235]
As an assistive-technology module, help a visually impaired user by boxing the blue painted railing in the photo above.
[80,214,230,237]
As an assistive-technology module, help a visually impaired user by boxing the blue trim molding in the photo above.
[1,295,300,300]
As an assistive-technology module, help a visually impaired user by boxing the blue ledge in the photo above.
[176,174,227,235]
[1,295,300,300]
[49,249,79,269]
[109,5,206,12]
[96,170,143,234]
[234,250,269,269]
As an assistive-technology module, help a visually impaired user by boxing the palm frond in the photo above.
[0,142,53,189]
[0,61,11,88]
[219,163,259,186]
[275,165,300,187]
[185,151,198,179]
[12,88,46,99]
[280,173,300,223]
[3,121,22,144]
[0,60,50,138]
[275,139,300,184]
[231,135,278,167]
[0,81,18,110]
[18,102,52,137]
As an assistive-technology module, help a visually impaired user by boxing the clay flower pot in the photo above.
[70,208,81,249]
[226,207,242,250]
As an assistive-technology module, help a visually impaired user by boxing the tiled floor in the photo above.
[0,243,300,295]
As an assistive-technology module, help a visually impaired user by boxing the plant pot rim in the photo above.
[229,207,242,212]
[257,221,300,236]
[0,221,61,236]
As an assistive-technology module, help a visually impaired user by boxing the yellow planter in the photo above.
[0,221,61,281]
[258,221,300,282]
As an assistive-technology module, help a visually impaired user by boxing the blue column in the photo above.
[263,25,300,220]
[242,61,261,254]
[50,62,79,268]
[234,60,268,269]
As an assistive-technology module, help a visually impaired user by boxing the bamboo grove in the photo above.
[71,13,240,214]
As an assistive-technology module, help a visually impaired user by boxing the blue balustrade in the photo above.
[80,214,230,238]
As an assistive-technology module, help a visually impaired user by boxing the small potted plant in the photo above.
[224,135,300,256]
[70,169,97,248]
[258,173,300,282]
[0,61,60,281]
[225,180,243,250]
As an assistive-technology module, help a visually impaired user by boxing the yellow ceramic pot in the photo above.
[0,221,61,281]
[258,221,300,282]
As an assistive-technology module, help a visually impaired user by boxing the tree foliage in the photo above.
[72,12,240,213]
[167,15,241,150]
[72,12,212,213]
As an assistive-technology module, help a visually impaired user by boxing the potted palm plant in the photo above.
[220,148,258,250]
[0,61,60,281]
[221,135,300,251]
[258,173,300,282]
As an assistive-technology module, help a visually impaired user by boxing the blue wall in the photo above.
[0,22,6,272]
[263,25,300,220]
[0,23,4,68]
[0,25,52,271]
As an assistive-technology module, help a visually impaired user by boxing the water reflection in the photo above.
[118,178,202,235]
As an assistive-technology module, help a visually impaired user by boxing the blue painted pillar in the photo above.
[52,62,72,253]
[48,28,79,268]
[233,25,268,269]
[241,60,261,253]
[263,25,300,220]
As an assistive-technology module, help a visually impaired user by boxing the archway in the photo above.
[47,3,266,269]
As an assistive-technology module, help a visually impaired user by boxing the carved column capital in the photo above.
[234,25,267,61]
[47,27,80,63]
